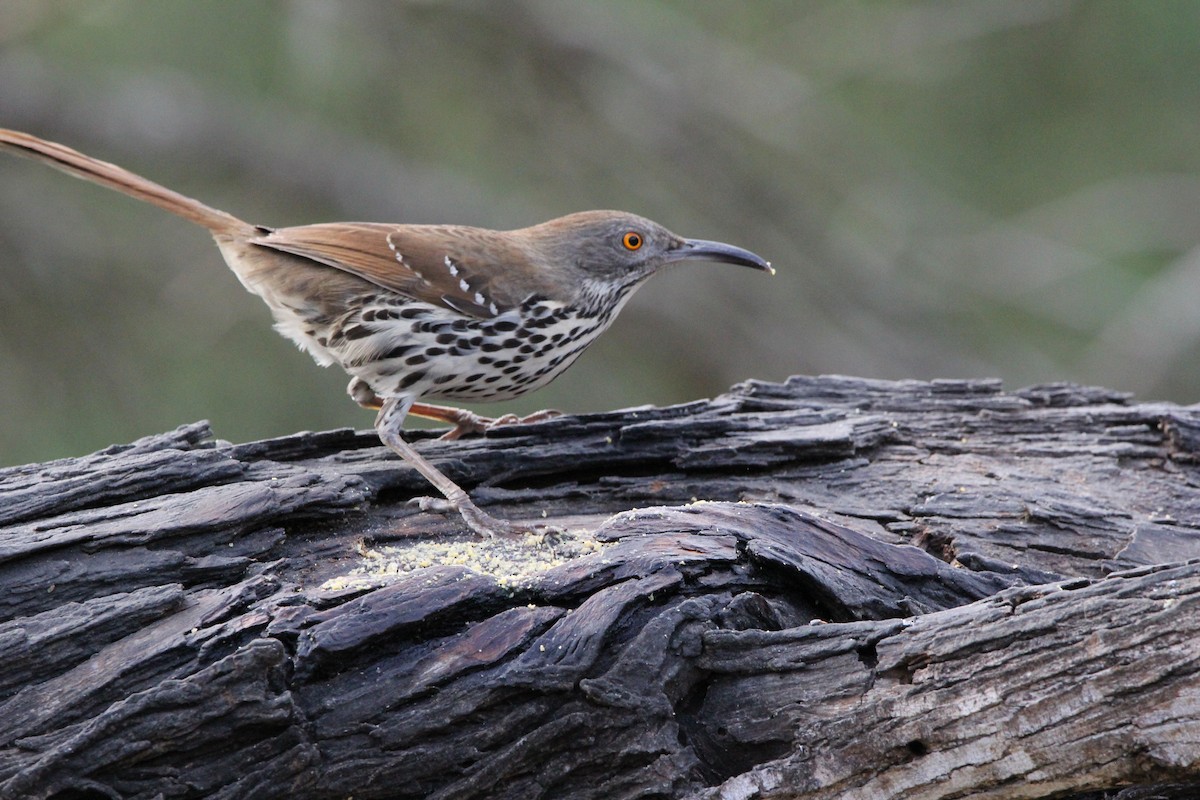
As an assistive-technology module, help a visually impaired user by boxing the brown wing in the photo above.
[248,222,526,318]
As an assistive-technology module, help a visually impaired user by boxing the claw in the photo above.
[407,496,455,514]
[434,408,564,440]
[404,490,560,540]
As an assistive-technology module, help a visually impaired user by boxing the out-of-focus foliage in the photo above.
[2,1,1199,466]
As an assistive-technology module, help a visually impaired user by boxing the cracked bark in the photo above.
[1,376,1199,799]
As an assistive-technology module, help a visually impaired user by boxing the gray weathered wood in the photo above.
[1,375,1199,799]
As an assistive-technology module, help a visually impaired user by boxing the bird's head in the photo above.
[521,210,773,290]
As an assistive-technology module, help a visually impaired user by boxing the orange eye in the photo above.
[622,231,643,251]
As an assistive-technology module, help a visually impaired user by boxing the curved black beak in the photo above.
[666,238,774,274]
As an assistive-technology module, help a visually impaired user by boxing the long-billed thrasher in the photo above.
[0,128,772,537]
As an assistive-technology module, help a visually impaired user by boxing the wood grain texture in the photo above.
[1,375,1199,799]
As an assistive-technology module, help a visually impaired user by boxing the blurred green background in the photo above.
[2,1,1200,467]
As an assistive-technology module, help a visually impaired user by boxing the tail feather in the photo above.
[0,128,251,235]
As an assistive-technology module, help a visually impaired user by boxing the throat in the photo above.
[573,276,646,319]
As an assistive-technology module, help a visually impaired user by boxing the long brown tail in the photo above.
[0,128,252,236]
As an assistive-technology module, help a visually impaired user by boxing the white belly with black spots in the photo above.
[311,291,637,403]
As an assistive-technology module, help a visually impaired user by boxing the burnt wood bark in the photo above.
[1,375,1199,800]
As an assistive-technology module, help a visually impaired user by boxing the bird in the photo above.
[0,128,772,537]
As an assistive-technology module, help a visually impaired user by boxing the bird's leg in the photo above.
[375,395,532,538]
[350,378,561,441]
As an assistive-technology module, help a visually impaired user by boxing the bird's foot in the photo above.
[435,408,564,441]
[375,395,562,540]
[408,495,562,541]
